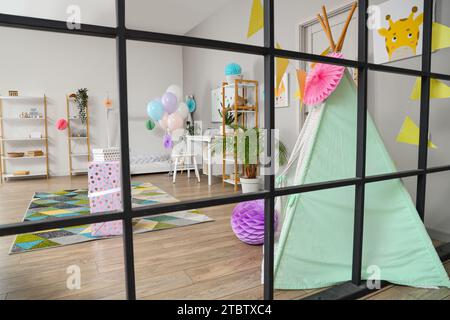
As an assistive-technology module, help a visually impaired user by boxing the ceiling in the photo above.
[0,0,235,34]
[126,0,235,34]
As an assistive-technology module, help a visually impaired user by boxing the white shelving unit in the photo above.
[66,94,90,176]
[0,95,49,182]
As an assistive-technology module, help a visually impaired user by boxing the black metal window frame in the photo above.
[0,0,449,300]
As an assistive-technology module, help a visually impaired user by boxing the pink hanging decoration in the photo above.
[303,52,345,106]
[56,118,68,131]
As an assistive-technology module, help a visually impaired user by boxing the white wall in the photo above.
[0,0,115,26]
[0,27,182,176]
[127,41,183,157]
[0,27,117,176]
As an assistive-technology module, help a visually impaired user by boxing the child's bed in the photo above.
[130,153,171,175]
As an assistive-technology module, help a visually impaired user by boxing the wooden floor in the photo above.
[0,173,448,300]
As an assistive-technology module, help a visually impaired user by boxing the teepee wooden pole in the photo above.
[321,6,336,51]
[317,14,335,52]
[336,2,357,52]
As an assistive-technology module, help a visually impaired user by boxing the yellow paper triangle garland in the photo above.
[247,0,264,38]
[432,22,450,52]
[294,69,307,100]
[396,116,437,149]
[275,43,290,93]
[410,77,450,100]
[276,80,286,97]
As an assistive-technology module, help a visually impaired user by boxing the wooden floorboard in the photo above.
[0,173,448,300]
[364,261,450,300]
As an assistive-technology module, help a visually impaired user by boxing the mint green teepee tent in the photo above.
[274,70,450,289]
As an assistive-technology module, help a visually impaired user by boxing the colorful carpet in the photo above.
[10,182,213,254]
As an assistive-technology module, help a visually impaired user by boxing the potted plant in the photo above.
[213,126,288,193]
[71,88,89,125]
[218,108,241,135]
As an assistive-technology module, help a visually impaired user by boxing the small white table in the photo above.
[186,135,213,186]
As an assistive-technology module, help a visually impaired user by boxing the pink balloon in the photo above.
[168,112,184,131]
[161,92,178,114]
[56,118,68,130]
[158,113,169,130]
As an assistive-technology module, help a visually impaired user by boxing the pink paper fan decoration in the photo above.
[56,118,68,131]
[303,52,345,106]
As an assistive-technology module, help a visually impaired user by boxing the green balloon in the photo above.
[146,119,155,130]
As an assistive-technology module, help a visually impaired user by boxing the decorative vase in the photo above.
[219,125,234,135]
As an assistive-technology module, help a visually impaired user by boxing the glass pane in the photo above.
[366,71,420,176]
[275,58,357,188]
[0,28,122,227]
[428,78,450,167]
[363,177,450,293]
[368,0,424,70]
[275,0,358,60]
[0,231,125,299]
[0,0,116,27]
[133,203,263,300]
[126,41,268,206]
[425,171,450,243]
[274,186,355,299]
[126,0,263,46]
[431,0,450,74]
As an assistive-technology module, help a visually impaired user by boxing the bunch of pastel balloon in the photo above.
[146,85,189,149]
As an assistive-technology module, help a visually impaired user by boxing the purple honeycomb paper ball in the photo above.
[231,200,279,245]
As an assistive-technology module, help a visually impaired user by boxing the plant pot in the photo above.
[240,177,260,194]
[219,125,234,135]
[226,74,243,84]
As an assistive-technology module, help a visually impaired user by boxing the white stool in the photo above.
[172,153,200,183]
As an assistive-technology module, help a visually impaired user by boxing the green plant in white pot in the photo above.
[213,126,288,193]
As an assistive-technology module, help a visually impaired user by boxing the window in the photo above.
[0,0,447,300]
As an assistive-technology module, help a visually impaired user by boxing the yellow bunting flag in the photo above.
[276,80,286,98]
[247,0,264,38]
[294,69,307,101]
[396,116,437,149]
[410,77,450,100]
[276,43,290,92]
[432,22,450,52]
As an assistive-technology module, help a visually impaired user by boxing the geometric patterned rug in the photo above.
[10,182,213,254]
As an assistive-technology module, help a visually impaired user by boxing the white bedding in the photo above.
[130,154,171,175]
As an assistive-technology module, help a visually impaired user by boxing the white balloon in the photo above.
[177,102,189,119]
[158,113,169,130]
[166,85,183,102]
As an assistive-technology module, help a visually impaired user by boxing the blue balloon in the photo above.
[147,100,164,121]
[186,97,196,113]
